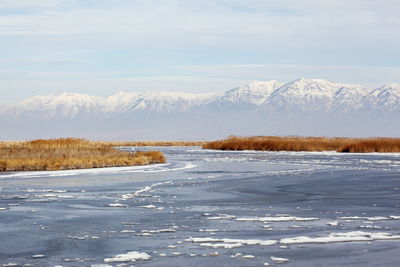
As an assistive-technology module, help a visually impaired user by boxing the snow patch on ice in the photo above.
[327,221,339,226]
[340,215,400,221]
[186,237,277,247]
[271,256,290,263]
[141,228,176,234]
[235,215,318,222]
[108,203,127,208]
[32,254,46,259]
[121,181,172,200]
[280,231,400,244]
[103,251,151,263]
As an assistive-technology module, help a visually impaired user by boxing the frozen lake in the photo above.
[1,147,400,266]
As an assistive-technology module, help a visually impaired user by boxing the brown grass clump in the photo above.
[203,136,400,153]
[339,139,400,153]
[0,138,166,172]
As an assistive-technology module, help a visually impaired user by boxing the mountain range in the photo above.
[1,78,399,140]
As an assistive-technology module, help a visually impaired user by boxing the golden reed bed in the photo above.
[203,136,400,153]
[0,138,166,172]
[99,140,205,147]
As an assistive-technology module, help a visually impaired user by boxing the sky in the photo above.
[0,0,400,104]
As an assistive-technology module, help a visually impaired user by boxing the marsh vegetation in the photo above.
[0,138,165,172]
[203,136,400,153]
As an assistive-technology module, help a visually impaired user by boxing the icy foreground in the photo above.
[1,147,400,266]
[0,78,399,139]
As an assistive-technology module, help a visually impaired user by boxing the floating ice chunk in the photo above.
[186,237,277,247]
[121,186,153,200]
[140,205,157,209]
[141,228,176,234]
[0,207,7,211]
[242,255,255,259]
[66,234,99,240]
[120,230,136,233]
[108,203,127,208]
[271,256,290,262]
[120,181,174,200]
[104,251,151,263]
[327,221,339,226]
[140,232,152,236]
[187,237,221,243]
[199,242,243,248]
[339,216,400,221]
[32,254,46,258]
[57,195,75,199]
[280,231,400,244]
[236,215,318,222]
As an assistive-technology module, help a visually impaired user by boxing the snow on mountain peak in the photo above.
[121,91,218,112]
[278,78,342,95]
[260,78,373,112]
[361,83,400,111]
[4,92,104,118]
[214,80,283,105]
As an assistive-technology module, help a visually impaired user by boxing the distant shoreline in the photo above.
[203,136,400,153]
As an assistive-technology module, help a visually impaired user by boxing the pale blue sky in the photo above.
[0,0,400,104]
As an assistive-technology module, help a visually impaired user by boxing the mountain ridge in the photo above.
[1,78,399,139]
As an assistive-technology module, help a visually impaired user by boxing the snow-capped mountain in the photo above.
[210,80,282,107]
[0,78,399,139]
[259,78,373,113]
[331,84,372,112]
[0,92,105,119]
[118,91,217,113]
[360,83,400,112]
[103,91,141,113]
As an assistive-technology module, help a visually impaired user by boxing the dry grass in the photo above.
[0,138,166,172]
[96,141,205,147]
[203,136,400,153]
[339,139,400,153]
